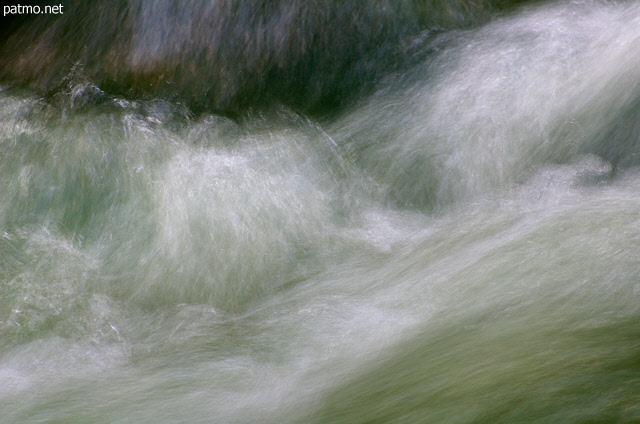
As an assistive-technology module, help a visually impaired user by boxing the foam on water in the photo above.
[2,2,640,423]
[334,1,640,209]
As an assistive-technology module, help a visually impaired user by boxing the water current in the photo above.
[2,1,640,422]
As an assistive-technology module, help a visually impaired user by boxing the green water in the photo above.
[2,2,640,423]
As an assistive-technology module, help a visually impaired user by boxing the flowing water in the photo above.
[3,1,640,423]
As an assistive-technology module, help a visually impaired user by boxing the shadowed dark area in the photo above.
[0,0,537,115]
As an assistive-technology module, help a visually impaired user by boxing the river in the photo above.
[2,1,640,423]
